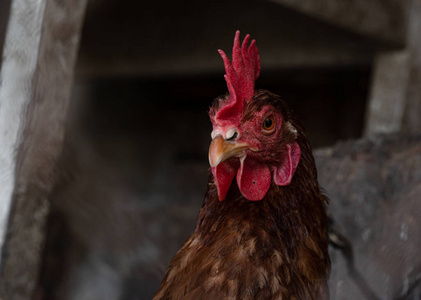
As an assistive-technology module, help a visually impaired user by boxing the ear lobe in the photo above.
[273,142,301,186]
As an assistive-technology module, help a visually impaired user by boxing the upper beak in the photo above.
[208,136,252,167]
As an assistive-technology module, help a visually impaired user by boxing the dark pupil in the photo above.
[264,118,273,128]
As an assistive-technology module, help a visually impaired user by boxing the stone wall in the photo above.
[316,135,421,299]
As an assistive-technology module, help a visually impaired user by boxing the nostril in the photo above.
[225,128,238,141]
[226,132,238,141]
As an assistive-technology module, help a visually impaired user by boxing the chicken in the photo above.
[154,31,330,300]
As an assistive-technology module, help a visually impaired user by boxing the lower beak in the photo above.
[208,136,252,167]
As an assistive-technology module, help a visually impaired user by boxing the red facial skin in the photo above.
[211,104,301,201]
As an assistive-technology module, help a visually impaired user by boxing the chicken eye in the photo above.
[262,116,275,132]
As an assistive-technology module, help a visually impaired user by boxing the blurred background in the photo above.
[1,0,420,299]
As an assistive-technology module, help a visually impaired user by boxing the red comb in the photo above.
[215,31,261,126]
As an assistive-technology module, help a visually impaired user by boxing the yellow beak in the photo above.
[208,136,252,167]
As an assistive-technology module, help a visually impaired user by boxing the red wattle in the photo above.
[236,157,271,201]
[212,159,240,201]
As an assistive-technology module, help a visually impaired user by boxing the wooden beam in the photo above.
[365,0,421,136]
[268,0,410,47]
[0,0,87,298]
[364,51,410,135]
[402,0,421,133]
